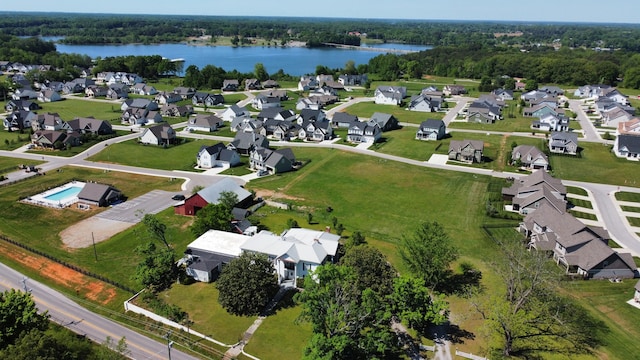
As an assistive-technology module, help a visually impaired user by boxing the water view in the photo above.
[55,42,431,76]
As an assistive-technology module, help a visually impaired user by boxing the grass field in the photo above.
[38,98,123,123]
[0,156,42,174]
[341,100,446,124]
[88,138,211,171]
[566,186,588,196]
[550,143,640,187]
[0,131,32,150]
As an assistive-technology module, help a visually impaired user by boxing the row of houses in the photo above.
[503,171,637,279]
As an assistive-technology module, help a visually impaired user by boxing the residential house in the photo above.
[617,118,640,136]
[182,230,250,282]
[186,114,225,132]
[77,183,121,208]
[121,98,158,112]
[521,203,636,279]
[510,145,550,171]
[32,113,70,132]
[539,86,564,96]
[520,90,552,103]
[613,134,640,161]
[240,228,341,286]
[106,87,128,100]
[492,88,514,101]
[12,88,38,100]
[3,110,38,131]
[602,107,634,127]
[502,171,566,214]
[172,87,195,99]
[84,85,109,98]
[132,83,158,96]
[467,100,502,123]
[299,120,332,141]
[196,142,241,168]
[121,108,163,125]
[227,132,269,156]
[523,103,558,118]
[262,79,279,88]
[298,109,326,124]
[310,86,338,97]
[256,107,296,122]
[37,89,62,103]
[549,132,579,155]
[316,74,334,84]
[298,76,319,91]
[415,119,446,141]
[31,130,81,149]
[249,147,296,174]
[408,94,441,112]
[338,74,368,86]
[174,177,252,216]
[4,99,39,112]
[448,140,484,163]
[252,94,281,110]
[531,113,570,132]
[244,78,261,91]
[192,92,224,107]
[374,86,406,105]
[139,124,177,146]
[66,117,114,135]
[222,104,250,122]
[347,121,382,144]
[369,112,399,132]
[443,85,467,96]
[332,112,359,128]
[222,79,239,91]
[154,91,182,105]
[161,104,193,117]
[600,87,629,105]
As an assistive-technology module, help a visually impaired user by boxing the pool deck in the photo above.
[23,181,86,209]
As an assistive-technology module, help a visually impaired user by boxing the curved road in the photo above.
[0,262,198,360]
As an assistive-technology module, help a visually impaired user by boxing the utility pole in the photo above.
[92,232,98,261]
[165,331,173,360]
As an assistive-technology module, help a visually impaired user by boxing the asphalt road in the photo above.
[0,262,199,360]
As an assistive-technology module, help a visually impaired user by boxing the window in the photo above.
[284,262,295,270]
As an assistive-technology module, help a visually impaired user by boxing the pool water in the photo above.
[44,186,83,201]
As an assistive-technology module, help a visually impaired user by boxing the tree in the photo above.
[389,276,448,335]
[343,60,357,75]
[340,245,396,296]
[254,63,269,81]
[473,237,602,357]
[190,203,233,237]
[133,241,176,292]
[295,265,400,360]
[398,221,458,289]
[97,336,131,359]
[344,231,366,249]
[306,212,313,224]
[141,213,170,250]
[216,252,279,316]
[218,190,239,211]
[524,79,538,91]
[478,76,493,92]
[0,289,49,348]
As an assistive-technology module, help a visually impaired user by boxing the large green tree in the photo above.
[398,221,458,289]
[339,245,396,296]
[216,252,279,316]
[473,237,602,357]
[0,289,49,349]
[389,276,448,335]
[190,203,233,237]
[132,241,177,292]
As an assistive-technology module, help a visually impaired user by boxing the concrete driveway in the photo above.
[96,189,176,223]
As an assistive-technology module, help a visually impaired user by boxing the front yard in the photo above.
[342,100,446,124]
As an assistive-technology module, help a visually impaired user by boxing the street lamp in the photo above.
[165,331,173,360]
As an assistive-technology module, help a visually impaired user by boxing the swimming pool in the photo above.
[44,186,83,201]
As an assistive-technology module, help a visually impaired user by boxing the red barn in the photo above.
[174,178,252,216]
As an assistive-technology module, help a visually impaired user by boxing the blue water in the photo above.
[45,186,83,201]
[55,42,431,76]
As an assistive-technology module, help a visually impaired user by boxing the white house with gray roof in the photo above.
[416,119,446,141]
[613,134,640,161]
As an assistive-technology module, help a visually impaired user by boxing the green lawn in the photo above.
[0,131,32,150]
[0,156,42,174]
[27,131,128,158]
[88,138,209,171]
[621,206,640,213]
[569,198,593,209]
[222,93,248,105]
[569,210,598,221]
[162,283,255,345]
[550,143,640,188]
[566,186,588,196]
[616,192,640,202]
[342,101,445,124]
[627,217,640,227]
[38,98,123,123]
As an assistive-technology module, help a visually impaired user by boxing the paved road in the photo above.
[0,262,199,360]
[568,99,603,143]
[442,97,472,126]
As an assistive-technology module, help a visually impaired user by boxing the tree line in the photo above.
[4,13,640,50]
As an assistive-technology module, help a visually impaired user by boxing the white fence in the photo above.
[456,349,489,360]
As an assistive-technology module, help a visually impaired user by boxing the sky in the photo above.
[1,0,639,24]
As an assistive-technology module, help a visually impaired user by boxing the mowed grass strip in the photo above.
[566,186,588,196]
[616,191,640,202]
[342,101,445,124]
[88,138,214,171]
[621,205,640,213]
[627,216,640,227]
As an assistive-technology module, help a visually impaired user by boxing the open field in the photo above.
[88,138,209,171]
[0,131,32,150]
[0,156,42,174]
[342,100,446,124]
[38,98,124,123]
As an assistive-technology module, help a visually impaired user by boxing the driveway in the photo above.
[96,189,175,223]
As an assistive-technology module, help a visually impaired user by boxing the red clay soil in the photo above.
[0,241,117,305]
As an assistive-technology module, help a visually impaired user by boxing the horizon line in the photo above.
[1,11,639,26]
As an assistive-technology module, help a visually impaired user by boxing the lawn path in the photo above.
[495,134,508,171]
[278,149,337,195]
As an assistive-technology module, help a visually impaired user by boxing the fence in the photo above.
[456,349,489,360]
[264,200,289,210]
[0,234,137,294]
[124,290,230,348]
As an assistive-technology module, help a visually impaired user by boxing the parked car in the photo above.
[171,194,186,201]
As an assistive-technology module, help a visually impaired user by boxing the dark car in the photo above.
[171,194,186,201]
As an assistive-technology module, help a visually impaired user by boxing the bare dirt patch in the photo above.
[0,241,117,304]
[254,189,305,202]
[60,217,134,249]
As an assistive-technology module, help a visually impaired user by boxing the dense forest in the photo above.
[3,12,640,50]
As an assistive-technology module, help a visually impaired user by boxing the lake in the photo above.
[55,42,431,76]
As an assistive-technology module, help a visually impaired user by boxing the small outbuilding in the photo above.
[77,182,122,207]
